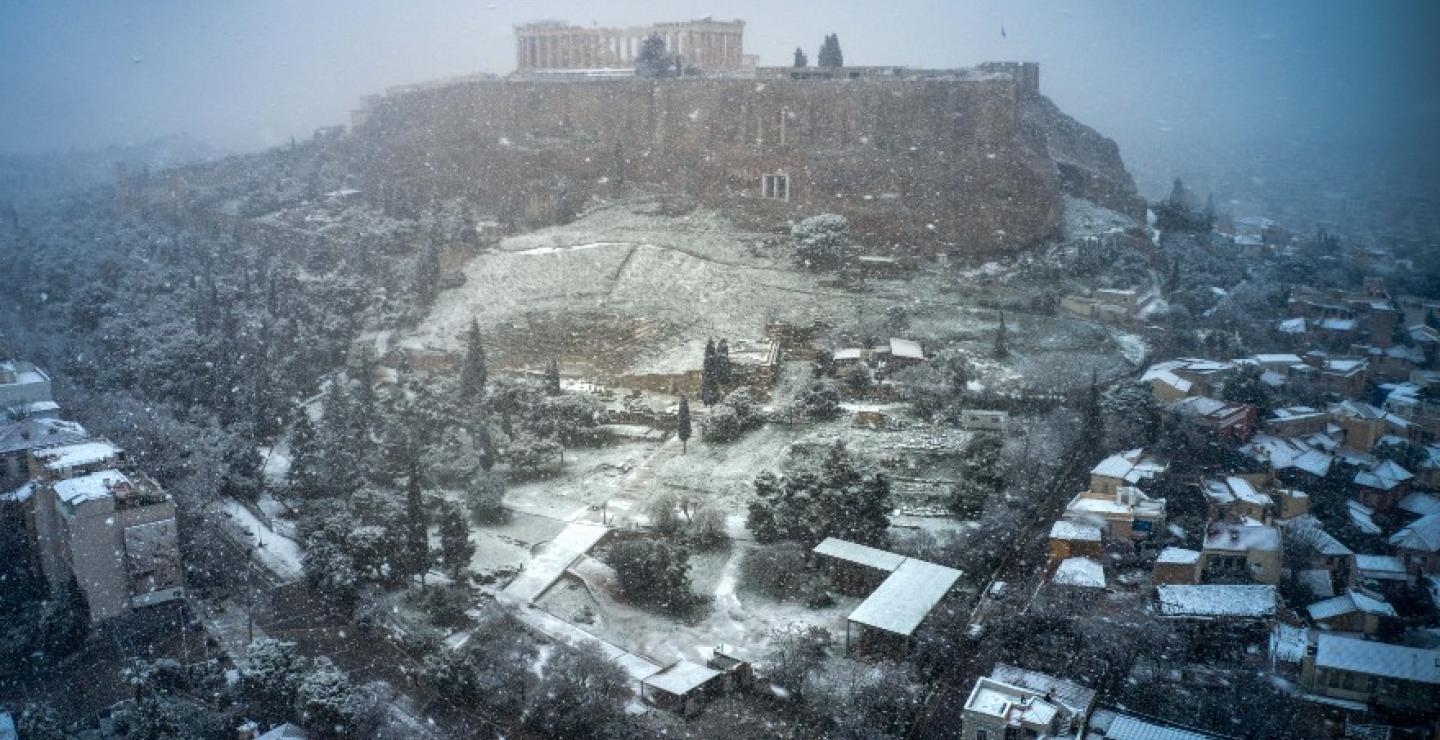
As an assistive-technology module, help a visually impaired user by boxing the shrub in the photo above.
[700,404,743,442]
[465,470,507,524]
[601,539,696,614]
[740,543,829,605]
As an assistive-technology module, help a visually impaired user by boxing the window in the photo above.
[975,731,988,740]
[761,173,789,201]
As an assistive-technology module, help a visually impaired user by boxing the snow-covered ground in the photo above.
[218,498,304,583]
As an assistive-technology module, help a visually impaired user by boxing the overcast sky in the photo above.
[2,0,1437,199]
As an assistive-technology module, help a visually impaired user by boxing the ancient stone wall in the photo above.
[350,76,1126,255]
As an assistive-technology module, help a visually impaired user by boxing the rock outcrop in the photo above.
[350,74,1141,256]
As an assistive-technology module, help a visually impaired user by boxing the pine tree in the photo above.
[636,34,671,78]
[460,319,487,402]
[700,339,720,405]
[793,47,808,67]
[287,413,321,496]
[544,359,562,396]
[318,382,363,497]
[438,503,474,582]
[677,396,692,453]
[818,34,844,67]
[404,458,429,583]
[993,312,1009,359]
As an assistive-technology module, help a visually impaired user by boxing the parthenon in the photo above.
[514,18,746,72]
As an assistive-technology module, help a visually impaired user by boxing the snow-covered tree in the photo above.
[676,395,692,453]
[465,469,507,524]
[601,539,696,614]
[459,319,487,402]
[791,214,852,269]
[526,642,628,739]
[438,503,474,581]
[295,657,361,738]
[403,463,430,581]
[817,34,844,68]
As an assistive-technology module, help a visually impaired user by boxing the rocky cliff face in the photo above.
[1023,95,1146,222]
[350,77,1140,256]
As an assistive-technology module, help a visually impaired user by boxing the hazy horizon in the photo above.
[3,1,1438,205]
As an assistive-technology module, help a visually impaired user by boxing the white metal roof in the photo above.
[1097,711,1219,740]
[888,337,924,360]
[813,537,905,572]
[1314,633,1440,684]
[847,557,960,636]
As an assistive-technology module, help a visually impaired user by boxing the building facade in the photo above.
[30,469,185,623]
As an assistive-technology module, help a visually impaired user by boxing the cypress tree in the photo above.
[715,339,732,386]
[818,34,844,67]
[993,312,1009,359]
[677,396,692,453]
[438,503,475,581]
[405,457,429,583]
[1081,370,1104,452]
[460,319,487,401]
[793,47,808,67]
[700,339,720,405]
[544,359,562,396]
[287,413,321,496]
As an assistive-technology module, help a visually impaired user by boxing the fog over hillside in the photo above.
[2,1,1438,232]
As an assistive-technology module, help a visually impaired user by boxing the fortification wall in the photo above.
[351,77,1090,254]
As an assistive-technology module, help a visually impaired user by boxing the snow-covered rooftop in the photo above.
[642,659,722,696]
[1156,547,1200,565]
[1090,449,1167,484]
[847,556,960,637]
[1269,624,1311,666]
[33,440,122,472]
[1089,709,1218,740]
[1355,554,1407,581]
[1353,459,1413,491]
[814,537,905,572]
[1202,477,1271,508]
[888,337,924,360]
[1252,353,1303,366]
[1049,520,1102,542]
[0,418,89,455]
[1283,515,1353,557]
[52,469,130,505]
[1390,513,1440,553]
[1156,585,1276,618]
[1308,589,1396,621]
[1203,523,1280,553]
[989,664,1096,720]
[1053,557,1106,588]
[1241,434,1332,477]
[1314,633,1440,684]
